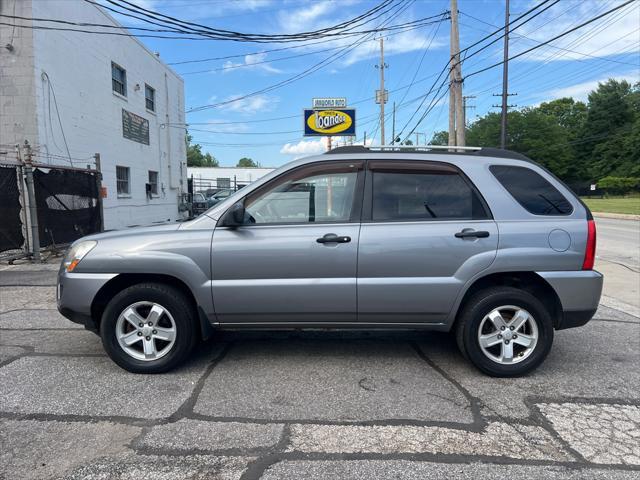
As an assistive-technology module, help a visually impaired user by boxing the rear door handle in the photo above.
[455,230,490,239]
[317,233,351,244]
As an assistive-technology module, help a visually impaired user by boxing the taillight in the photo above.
[582,219,596,270]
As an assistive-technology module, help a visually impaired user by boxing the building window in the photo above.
[145,84,155,111]
[111,62,127,96]
[116,166,130,195]
[217,177,231,189]
[148,170,158,195]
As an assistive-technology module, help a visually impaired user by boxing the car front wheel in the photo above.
[456,286,554,377]
[100,283,198,373]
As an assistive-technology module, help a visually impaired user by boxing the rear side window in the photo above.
[490,165,573,215]
[371,168,490,221]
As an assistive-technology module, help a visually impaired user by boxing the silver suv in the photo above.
[57,146,602,376]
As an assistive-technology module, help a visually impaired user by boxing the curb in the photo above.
[593,212,640,221]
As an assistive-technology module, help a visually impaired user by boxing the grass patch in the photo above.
[581,197,640,215]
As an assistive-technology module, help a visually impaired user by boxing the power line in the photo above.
[93,0,401,43]
[177,16,449,75]
[3,6,447,44]
[186,1,435,113]
[464,0,637,80]
[395,0,561,142]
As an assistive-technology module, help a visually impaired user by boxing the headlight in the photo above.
[63,241,97,272]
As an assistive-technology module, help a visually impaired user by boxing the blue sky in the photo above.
[105,0,639,167]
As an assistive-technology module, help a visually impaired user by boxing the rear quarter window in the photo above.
[490,165,573,216]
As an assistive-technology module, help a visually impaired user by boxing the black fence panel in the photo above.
[33,167,101,247]
[0,165,25,253]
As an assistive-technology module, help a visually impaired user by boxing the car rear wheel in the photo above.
[456,286,553,377]
[100,283,198,373]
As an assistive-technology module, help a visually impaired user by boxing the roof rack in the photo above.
[326,145,481,154]
[326,145,529,161]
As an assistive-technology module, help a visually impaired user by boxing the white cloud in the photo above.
[280,138,328,156]
[515,0,640,62]
[547,71,640,100]
[224,94,279,114]
[222,52,283,74]
[342,29,446,66]
[278,2,335,33]
[280,136,373,158]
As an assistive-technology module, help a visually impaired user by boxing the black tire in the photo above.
[100,283,198,373]
[455,286,554,377]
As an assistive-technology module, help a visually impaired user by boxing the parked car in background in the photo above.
[57,146,602,376]
[207,189,234,208]
[191,193,208,216]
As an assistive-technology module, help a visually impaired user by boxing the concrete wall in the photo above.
[0,0,38,151]
[0,0,187,230]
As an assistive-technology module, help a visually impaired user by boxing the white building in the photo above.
[0,0,187,230]
[188,167,276,193]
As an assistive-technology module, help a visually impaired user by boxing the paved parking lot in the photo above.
[1,219,639,479]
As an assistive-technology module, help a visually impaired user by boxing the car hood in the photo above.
[79,223,182,243]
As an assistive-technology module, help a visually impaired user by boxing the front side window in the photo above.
[245,163,361,224]
[371,165,489,221]
[490,165,573,215]
[148,170,158,195]
[111,62,126,96]
[145,84,155,111]
[116,166,130,195]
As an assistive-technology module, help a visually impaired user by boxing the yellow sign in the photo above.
[305,109,355,135]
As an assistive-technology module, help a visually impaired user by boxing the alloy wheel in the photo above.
[115,301,177,361]
[477,305,539,365]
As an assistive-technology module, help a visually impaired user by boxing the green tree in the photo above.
[430,131,448,145]
[579,80,638,180]
[237,157,260,167]
[537,98,587,141]
[186,133,219,167]
[466,109,573,177]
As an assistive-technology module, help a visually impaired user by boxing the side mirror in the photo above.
[221,201,246,227]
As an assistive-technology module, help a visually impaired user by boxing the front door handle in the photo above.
[455,230,490,239]
[316,233,351,244]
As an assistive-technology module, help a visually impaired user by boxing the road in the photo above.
[594,217,640,314]
[0,219,638,480]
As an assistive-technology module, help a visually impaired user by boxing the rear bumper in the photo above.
[557,308,598,330]
[57,271,117,332]
[537,270,603,330]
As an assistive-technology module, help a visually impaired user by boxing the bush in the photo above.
[597,176,640,195]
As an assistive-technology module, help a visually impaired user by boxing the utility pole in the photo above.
[94,153,104,232]
[448,0,464,147]
[391,101,396,145]
[500,0,510,149]
[462,95,476,127]
[375,37,388,145]
[19,141,41,262]
[448,1,456,148]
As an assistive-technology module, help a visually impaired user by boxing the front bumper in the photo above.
[537,270,603,330]
[57,270,117,331]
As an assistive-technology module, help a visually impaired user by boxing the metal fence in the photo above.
[33,167,102,248]
[189,175,249,197]
[0,164,26,256]
[0,160,102,261]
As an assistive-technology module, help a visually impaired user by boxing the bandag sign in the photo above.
[304,109,356,136]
